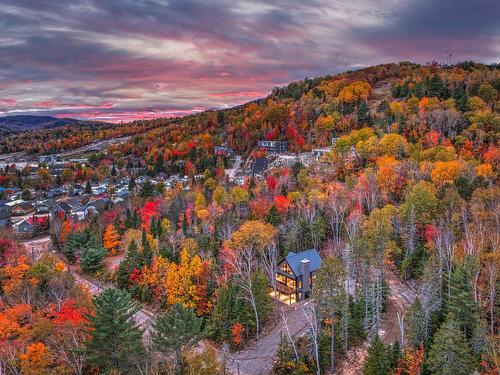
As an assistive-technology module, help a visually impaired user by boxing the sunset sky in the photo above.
[1,0,499,122]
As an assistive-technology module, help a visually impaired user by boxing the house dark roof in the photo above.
[14,202,34,211]
[53,201,73,212]
[252,157,268,175]
[284,249,322,277]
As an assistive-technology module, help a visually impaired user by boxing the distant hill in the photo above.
[0,115,103,133]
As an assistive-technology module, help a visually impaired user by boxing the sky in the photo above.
[0,0,499,122]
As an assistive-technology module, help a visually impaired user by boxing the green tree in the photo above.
[477,83,497,103]
[128,177,136,192]
[117,240,142,289]
[447,258,479,340]
[265,204,281,225]
[80,235,106,274]
[427,313,476,375]
[86,288,144,374]
[312,256,345,371]
[85,180,92,194]
[427,74,445,98]
[152,303,203,372]
[63,231,87,262]
[139,180,155,197]
[141,229,152,267]
[363,335,390,375]
[21,189,32,201]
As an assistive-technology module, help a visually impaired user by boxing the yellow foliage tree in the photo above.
[431,160,464,185]
[337,81,371,102]
[476,163,494,179]
[20,342,53,375]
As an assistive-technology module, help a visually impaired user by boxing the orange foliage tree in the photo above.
[103,224,120,255]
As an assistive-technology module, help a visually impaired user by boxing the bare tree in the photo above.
[280,307,299,362]
[434,221,455,301]
[303,303,321,375]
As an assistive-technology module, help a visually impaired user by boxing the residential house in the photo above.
[252,157,269,176]
[274,249,322,305]
[50,201,73,221]
[34,199,57,216]
[11,202,35,216]
[257,140,288,153]
[14,216,49,238]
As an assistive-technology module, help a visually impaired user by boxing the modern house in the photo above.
[274,249,322,305]
[257,140,288,153]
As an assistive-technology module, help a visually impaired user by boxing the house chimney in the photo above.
[300,259,310,293]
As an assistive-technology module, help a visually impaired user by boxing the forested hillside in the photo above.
[0,61,498,375]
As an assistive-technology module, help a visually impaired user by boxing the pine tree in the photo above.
[152,303,203,372]
[358,100,369,124]
[117,240,142,289]
[427,74,445,98]
[141,229,152,267]
[63,231,87,262]
[85,180,92,194]
[427,313,476,375]
[128,177,136,192]
[149,216,157,237]
[447,258,479,340]
[124,208,132,229]
[363,335,390,375]
[139,180,155,197]
[265,205,281,225]
[132,210,140,228]
[86,288,144,374]
[80,235,107,274]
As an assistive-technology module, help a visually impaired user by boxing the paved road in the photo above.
[227,301,309,375]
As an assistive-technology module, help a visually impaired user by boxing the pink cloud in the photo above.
[208,91,267,98]
[0,99,17,106]
[33,100,114,109]
[53,107,205,123]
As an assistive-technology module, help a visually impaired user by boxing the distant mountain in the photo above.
[0,115,102,133]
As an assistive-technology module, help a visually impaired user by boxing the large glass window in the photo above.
[279,261,293,275]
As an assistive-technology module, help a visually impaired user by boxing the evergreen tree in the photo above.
[111,164,117,176]
[427,74,445,98]
[152,303,203,372]
[265,204,281,226]
[452,86,469,112]
[156,217,163,238]
[128,177,136,192]
[447,258,479,339]
[86,288,144,374]
[363,335,390,375]
[62,231,87,262]
[357,100,369,124]
[132,209,140,228]
[117,240,142,289]
[85,180,92,194]
[150,216,158,237]
[139,180,155,197]
[406,298,426,347]
[427,313,476,375]
[124,208,133,229]
[80,235,106,274]
[141,229,152,267]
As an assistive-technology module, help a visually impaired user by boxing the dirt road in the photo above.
[336,268,416,374]
[227,302,310,375]
[22,236,156,334]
